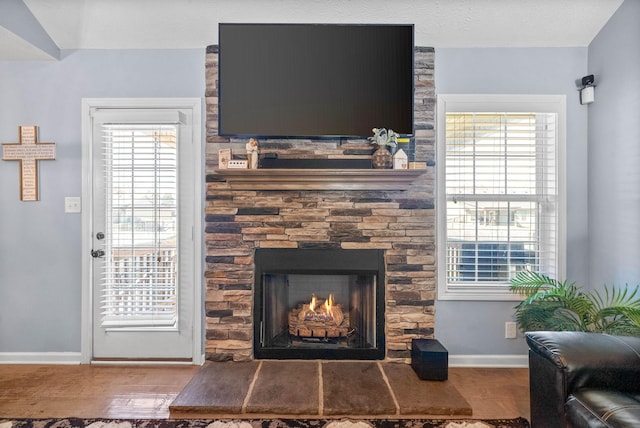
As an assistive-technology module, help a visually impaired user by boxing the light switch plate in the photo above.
[65,196,81,213]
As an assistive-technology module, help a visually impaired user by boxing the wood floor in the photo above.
[0,364,529,421]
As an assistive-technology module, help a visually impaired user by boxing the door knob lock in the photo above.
[91,249,105,258]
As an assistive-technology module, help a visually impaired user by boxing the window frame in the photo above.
[436,94,566,301]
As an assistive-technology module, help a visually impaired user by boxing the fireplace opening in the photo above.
[254,249,385,359]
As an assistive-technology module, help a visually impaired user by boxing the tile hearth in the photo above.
[169,361,472,417]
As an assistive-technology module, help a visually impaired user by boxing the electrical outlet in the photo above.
[505,321,517,339]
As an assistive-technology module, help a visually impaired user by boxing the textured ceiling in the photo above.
[0,0,625,60]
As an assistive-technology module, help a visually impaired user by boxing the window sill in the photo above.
[438,284,526,301]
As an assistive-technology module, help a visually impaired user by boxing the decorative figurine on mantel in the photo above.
[368,127,398,169]
[2,125,56,201]
[393,148,408,170]
[246,138,259,169]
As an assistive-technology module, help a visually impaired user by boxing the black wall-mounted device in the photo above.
[581,75,595,86]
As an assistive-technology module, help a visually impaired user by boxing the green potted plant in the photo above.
[509,270,640,336]
[368,127,398,169]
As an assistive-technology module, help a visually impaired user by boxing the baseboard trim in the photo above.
[0,352,82,364]
[449,354,528,368]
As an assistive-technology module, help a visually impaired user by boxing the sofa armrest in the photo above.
[525,331,640,428]
[526,331,640,393]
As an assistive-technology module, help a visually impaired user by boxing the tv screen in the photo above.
[218,24,414,138]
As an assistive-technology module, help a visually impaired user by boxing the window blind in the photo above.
[444,112,558,284]
[100,124,178,327]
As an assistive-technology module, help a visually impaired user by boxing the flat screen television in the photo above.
[218,23,414,138]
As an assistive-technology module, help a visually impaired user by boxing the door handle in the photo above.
[91,249,105,258]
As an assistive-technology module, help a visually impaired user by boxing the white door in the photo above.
[83,99,201,361]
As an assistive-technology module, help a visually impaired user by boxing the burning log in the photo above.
[289,293,349,338]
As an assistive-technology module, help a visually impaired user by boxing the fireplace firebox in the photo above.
[254,249,385,359]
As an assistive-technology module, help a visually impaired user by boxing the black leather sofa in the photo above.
[526,331,640,427]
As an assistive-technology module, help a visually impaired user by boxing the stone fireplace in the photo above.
[204,45,435,363]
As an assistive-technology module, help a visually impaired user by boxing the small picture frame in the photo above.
[218,149,232,169]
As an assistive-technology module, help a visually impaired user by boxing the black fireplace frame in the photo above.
[253,248,386,360]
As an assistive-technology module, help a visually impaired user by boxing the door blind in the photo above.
[100,124,178,327]
[444,112,558,284]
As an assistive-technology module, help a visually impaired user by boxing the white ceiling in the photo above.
[0,0,625,60]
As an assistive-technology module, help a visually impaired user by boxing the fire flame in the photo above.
[325,293,335,318]
[309,293,318,312]
[304,293,335,322]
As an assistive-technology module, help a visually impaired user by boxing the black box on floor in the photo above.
[411,338,448,381]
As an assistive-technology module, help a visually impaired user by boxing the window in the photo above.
[101,124,179,326]
[437,95,566,300]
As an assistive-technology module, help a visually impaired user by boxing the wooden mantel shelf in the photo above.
[212,168,426,191]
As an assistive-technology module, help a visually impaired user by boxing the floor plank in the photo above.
[0,365,199,419]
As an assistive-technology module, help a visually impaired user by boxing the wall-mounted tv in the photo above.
[218,23,414,139]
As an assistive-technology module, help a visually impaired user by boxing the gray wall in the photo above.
[434,47,589,355]
[0,42,608,357]
[0,49,204,352]
[587,0,640,288]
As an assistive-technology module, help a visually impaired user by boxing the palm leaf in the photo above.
[510,271,640,337]
[592,284,640,310]
[514,300,564,331]
[509,270,561,297]
[548,308,590,331]
[586,285,640,334]
[623,306,640,327]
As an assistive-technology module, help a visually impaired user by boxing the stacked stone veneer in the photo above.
[204,45,435,363]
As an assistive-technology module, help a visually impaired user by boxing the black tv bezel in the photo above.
[217,23,415,140]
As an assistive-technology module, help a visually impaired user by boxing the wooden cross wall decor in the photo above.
[2,126,56,201]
